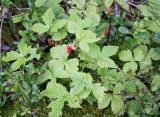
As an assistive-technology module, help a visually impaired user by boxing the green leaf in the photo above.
[133,45,146,61]
[116,0,129,11]
[151,75,160,91]
[78,88,91,100]
[11,57,27,71]
[49,60,69,78]
[67,21,81,33]
[145,20,160,32]
[67,13,100,33]
[27,48,41,60]
[148,0,160,5]
[80,73,94,90]
[140,5,153,17]
[42,8,55,26]
[12,16,23,23]
[118,27,129,34]
[50,45,68,60]
[70,73,93,91]
[84,13,100,28]
[70,81,85,95]
[53,30,67,41]
[113,83,125,94]
[139,55,152,69]
[111,95,124,114]
[18,42,31,56]
[94,0,103,4]
[46,0,64,17]
[2,42,40,72]
[35,0,47,7]
[48,98,64,117]
[123,61,138,73]
[86,1,97,13]
[105,0,114,9]
[50,19,67,32]
[148,48,160,60]
[119,50,133,62]
[125,81,137,93]
[66,95,81,108]
[65,58,79,74]
[32,84,38,91]
[36,70,55,84]
[32,23,49,33]
[2,51,22,61]
[98,68,117,77]
[127,100,143,117]
[53,67,69,78]
[97,59,108,68]
[76,30,99,46]
[87,95,97,105]
[98,58,117,68]
[92,83,105,101]
[70,0,86,9]
[31,96,39,102]
[101,46,119,57]
[79,42,89,52]
[98,93,112,109]
[49,108,62,117]
[49,57,78,78]
[98,69,117,89]
[42,81,67,99]
[88,43,101,58]
[153,33,160,44]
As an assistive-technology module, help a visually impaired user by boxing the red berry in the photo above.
[67,49,72,54]
[67,44,75,54]
[67,46,72,50]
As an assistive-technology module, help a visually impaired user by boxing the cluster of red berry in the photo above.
[67,44,75,54]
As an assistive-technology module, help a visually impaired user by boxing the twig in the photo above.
[120,0,147,9]
[0,7,5,73]
[11,2,30,11]
[11,12,27,18]
[122,93,138,99]
[128,1,139,8]
[114,2,120,17]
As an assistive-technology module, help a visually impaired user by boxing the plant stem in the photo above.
[0,7,5,73]
[4,70,31,106]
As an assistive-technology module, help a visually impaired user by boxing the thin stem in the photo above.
[4,70,31,106]
[128,1,139,8]
[0,8,4,73]
[11,12,26,18]
[11,2,30,11]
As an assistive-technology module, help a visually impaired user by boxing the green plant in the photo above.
[1,0,160,116]
[2,42,40,71]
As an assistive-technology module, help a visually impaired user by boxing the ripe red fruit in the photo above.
[67,44,75,54]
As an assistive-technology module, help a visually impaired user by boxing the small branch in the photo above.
[128,1,139,8]
[120,0,147,9]
[0,7,5,73]
[11,12,27,18]
[114,2,120,17]
[0,9,4,45]
[122,93,138,99]
[11,2,30,11]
